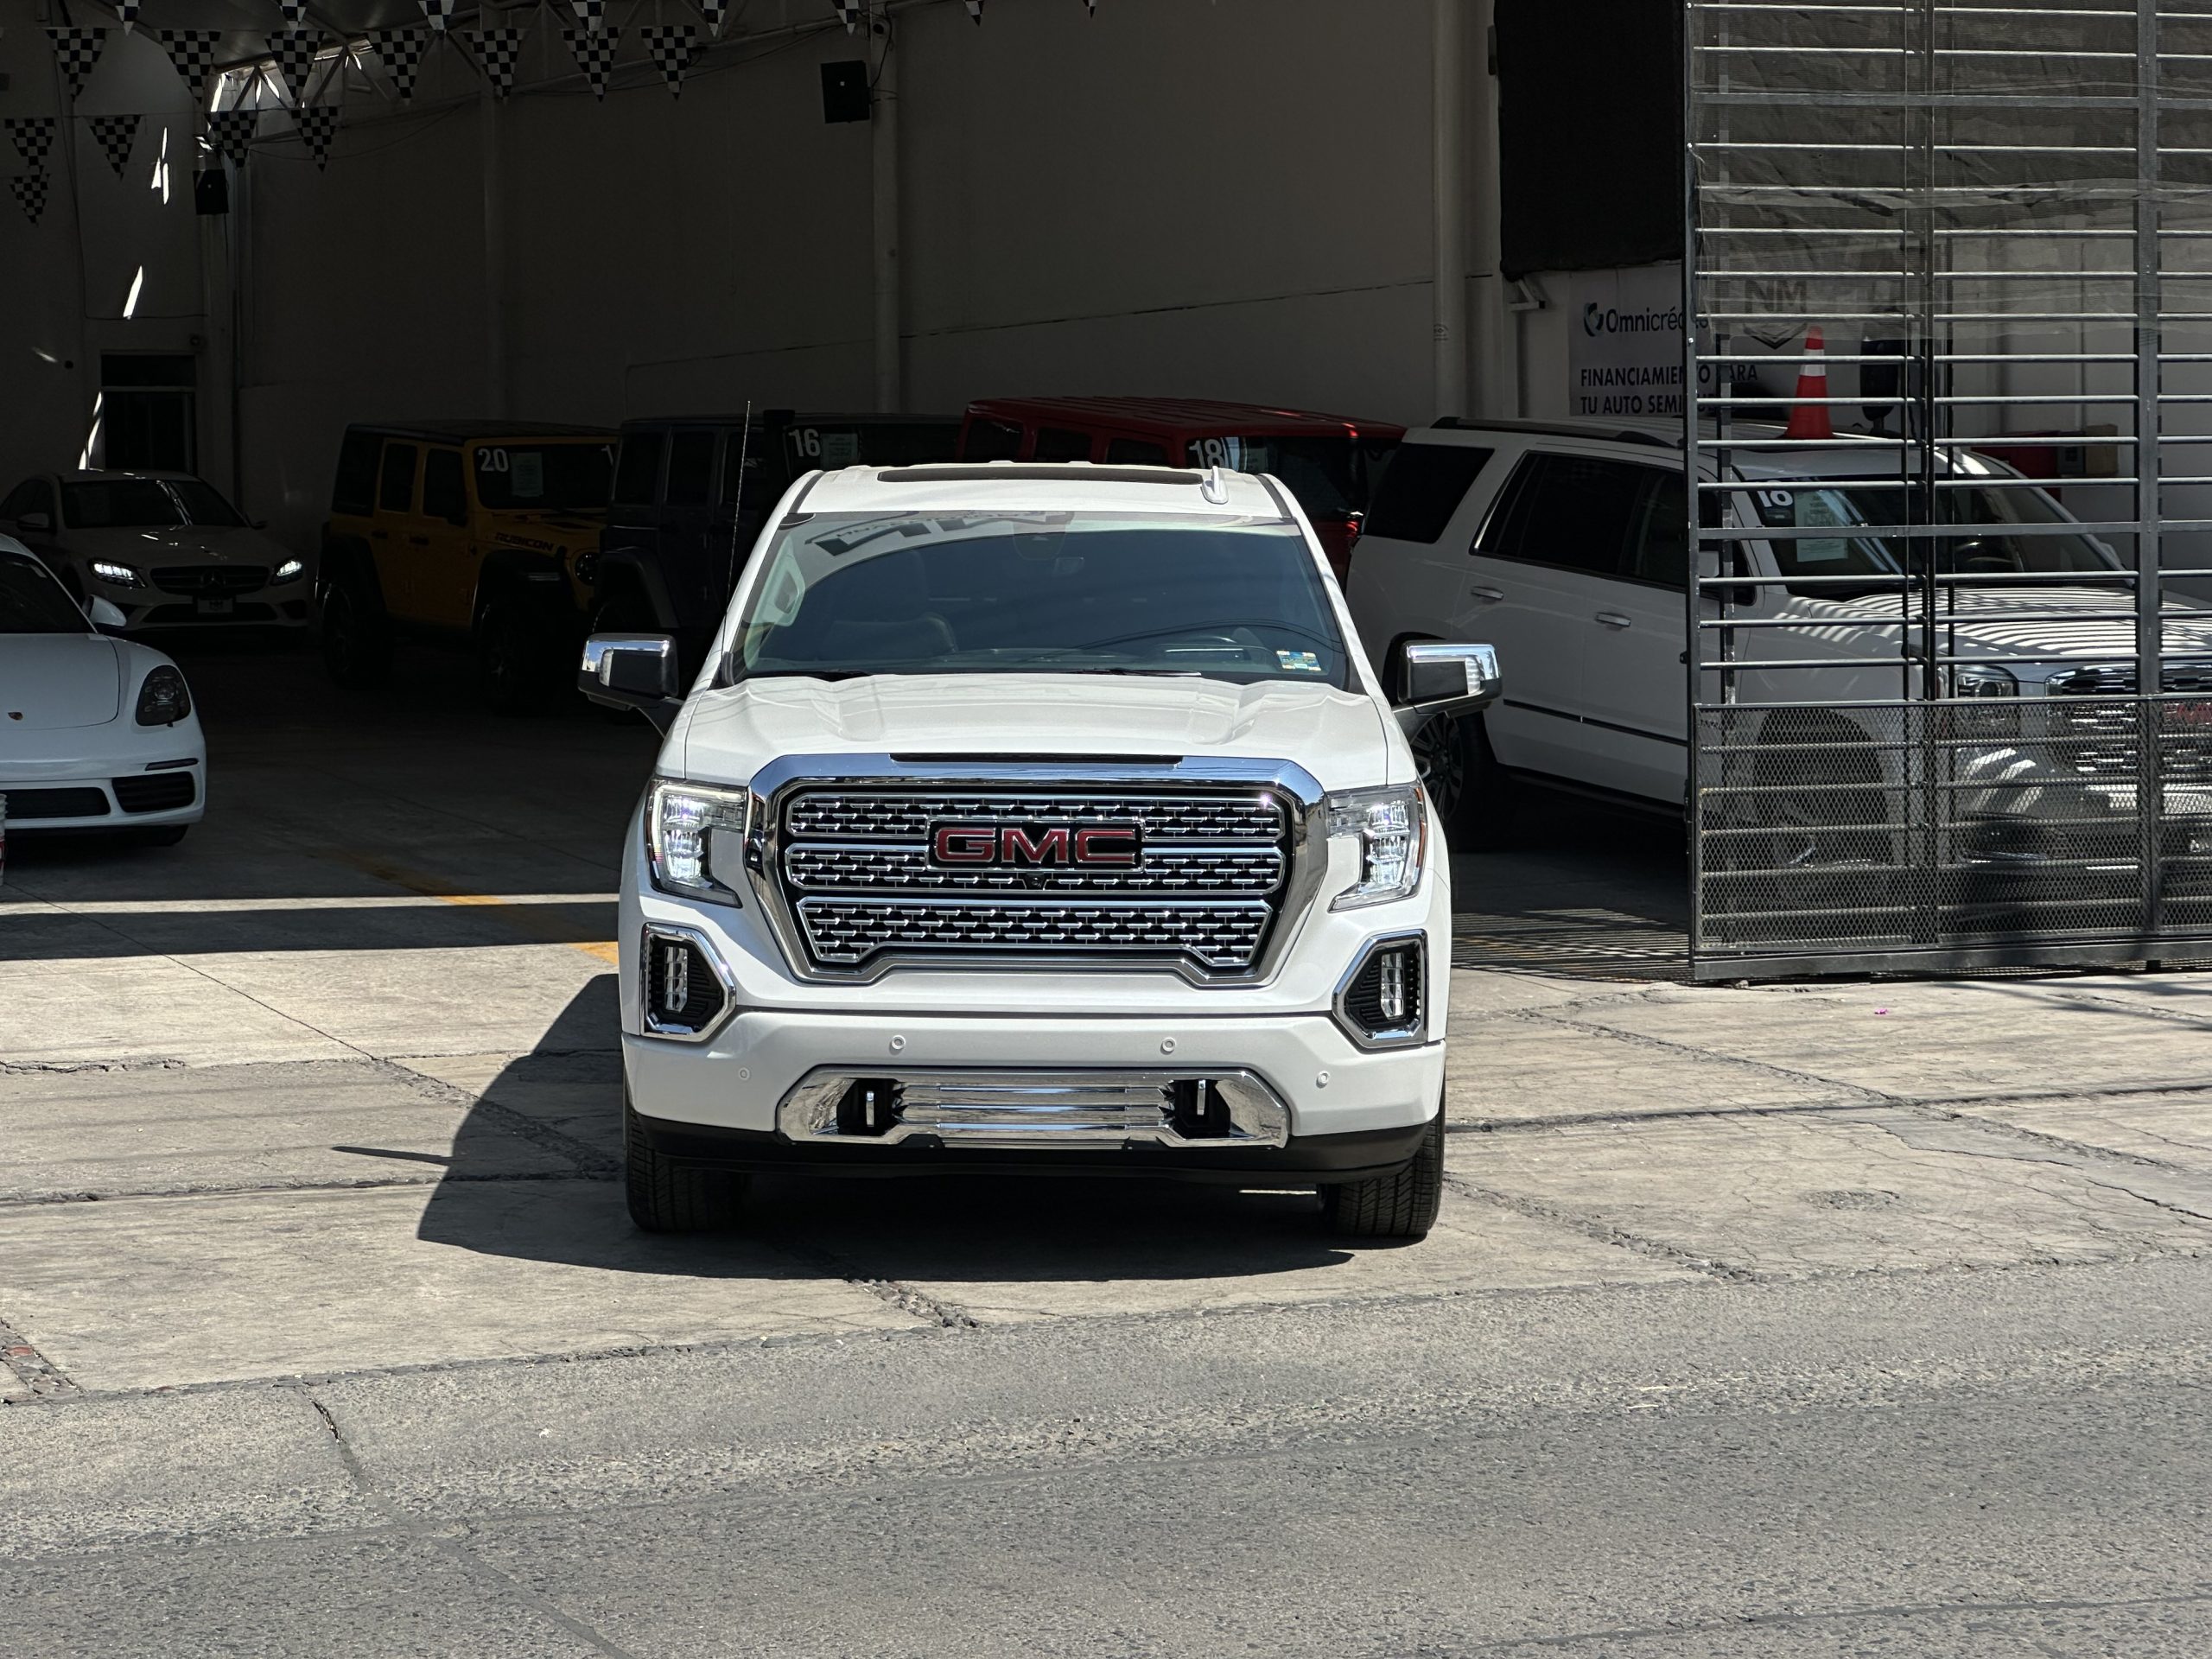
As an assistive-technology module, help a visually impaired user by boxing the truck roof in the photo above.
[795,461,1293,520]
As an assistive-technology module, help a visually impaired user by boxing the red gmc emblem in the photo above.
[2171,701,2212,732]
[930,821,1142,868]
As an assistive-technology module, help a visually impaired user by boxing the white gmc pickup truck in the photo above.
[581,462,1497,1241]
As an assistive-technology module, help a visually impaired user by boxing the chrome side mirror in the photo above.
[580,632,681,730]
[1391,641,1501,736]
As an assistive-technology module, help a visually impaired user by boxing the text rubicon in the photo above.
[1785,326,1834,440]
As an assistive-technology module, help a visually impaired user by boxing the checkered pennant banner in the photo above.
[5,118,58,171]
[277,0,310,29]
[294,104,340,170]
[89,114,141,179]
[696,0,728,38]
[10,173,52,226]
[268,30,328,107]
[831,1,861,33]
[420,0,457,33]
[207,108,259,168]
[964,0,983,22]
[639,25,700,97]
[469,28,526,99]
[571,0,607,33]
[369,28,434,101]
[156,30,226,95]
[46,29,108,101]
[561,27,620,99]
[112,0,142,35]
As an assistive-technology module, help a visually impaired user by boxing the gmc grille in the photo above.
[772,785,1295,976]
[2048,660,2212,785]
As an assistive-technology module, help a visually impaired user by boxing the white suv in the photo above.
[1346,418,2212,856]
[581,462,1498,1241]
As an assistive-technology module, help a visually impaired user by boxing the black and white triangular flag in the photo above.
[964,1,983,22]
[295,105,340,170]
[277,0,310,29]
[112,0,141,35]
[89,114,141,179]
[156,30,226,94]
[46,29,108,101]
[832,1,861,34]
[696,0,728,38]
[268,30,328,106]
[639,25,699,97]
[420,0,457,34]
[571,0,607,34]
[370,28,434,101]
[5,118,58,170]
[207,108,258,168]
[561,26,620,99]
[469,27,527,100]
[10,173,52,226]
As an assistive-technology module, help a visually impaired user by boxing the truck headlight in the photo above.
[646,779,748,906]
[1326,784,1426,909]
[1948,663,2020,741]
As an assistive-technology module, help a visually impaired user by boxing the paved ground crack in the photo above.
[0,1313,79,1400]
[1444,1174,1755,1282]
[761,1238,980,1329]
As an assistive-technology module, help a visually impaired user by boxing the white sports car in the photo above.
[0,469,308,632]
[0,533,206,846]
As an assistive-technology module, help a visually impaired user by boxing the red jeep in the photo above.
[959,397,1404,582]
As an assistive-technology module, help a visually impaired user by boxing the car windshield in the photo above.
[61,477,246,530]
[0,555,87,633]
[473,442,615,512]
[733,512,1350,688]
[1744,476,2119,579]
[1185,435,1395,521]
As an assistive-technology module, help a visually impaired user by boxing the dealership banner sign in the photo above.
[1569,264,1759,422]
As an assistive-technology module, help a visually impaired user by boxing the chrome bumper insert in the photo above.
[776,1067,1292,1149]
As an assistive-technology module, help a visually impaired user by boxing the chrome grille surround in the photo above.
[778,1067,1293,1148]
[2046,658,2212,785]
[741,754,1325,985]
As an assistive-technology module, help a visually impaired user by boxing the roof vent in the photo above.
[1199,465,1230,505]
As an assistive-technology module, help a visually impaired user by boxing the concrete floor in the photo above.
[4,636,2212,1655]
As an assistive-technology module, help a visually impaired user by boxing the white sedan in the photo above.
[0,534,206,847]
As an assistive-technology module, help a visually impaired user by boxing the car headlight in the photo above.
[271,558,306,585]
[135,664,193,727]
[1326,783,1426,909]
[1948,663,2020,741]
[92,560,143,588]
[646,779,749,906]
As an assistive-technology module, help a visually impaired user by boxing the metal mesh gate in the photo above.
[1684,0,2212,977]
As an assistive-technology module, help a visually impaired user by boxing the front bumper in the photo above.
[99,582,310,630]
[0,730,207,831]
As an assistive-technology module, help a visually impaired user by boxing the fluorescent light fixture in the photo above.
[122,265,145,320]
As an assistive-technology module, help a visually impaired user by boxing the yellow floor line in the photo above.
[333,851,620,965]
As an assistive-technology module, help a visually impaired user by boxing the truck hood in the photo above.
[675,675,1391,791]
[1802,585,2212,675]
[0,633,122,729]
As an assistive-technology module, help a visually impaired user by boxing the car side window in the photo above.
[963,418,1023,461]
[1624,470,1688,588]
[664,430,717,505]
[1481,453,1645,579]
[3,479,56,522]
[613,430,664,506]
[332,431,379,515]
[1104,437,1169,465]
[422,448,467,524]
[377,443,418,514]
[1033,427,1093,462]
[1363,443,1493,543]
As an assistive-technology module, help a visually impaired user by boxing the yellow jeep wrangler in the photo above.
[316,422,616,709]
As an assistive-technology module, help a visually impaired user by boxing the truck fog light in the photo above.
[640,925,731,1039]
[1334,935,1427,1047]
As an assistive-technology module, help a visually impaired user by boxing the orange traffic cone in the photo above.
[1785,327,1834,440]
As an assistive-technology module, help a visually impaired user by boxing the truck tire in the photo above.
[624,1094,747,1233]
[1320,1109,1444,1242]
[320,579,392,689]
[1410,713,1517,851]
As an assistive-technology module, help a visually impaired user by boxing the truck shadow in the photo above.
[414,978,1361,1282]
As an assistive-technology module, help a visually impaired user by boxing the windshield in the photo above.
[733,512,1350,688]
[473,442,615,512]
[1183,435,1396,521]
[61,477,246,530]
[0,555,88,633]
[1745,477,2119,581]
